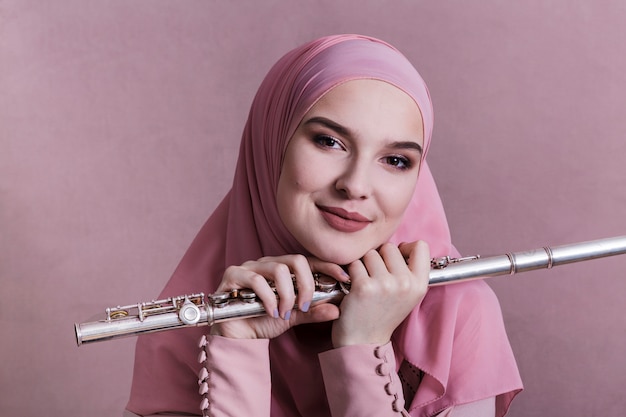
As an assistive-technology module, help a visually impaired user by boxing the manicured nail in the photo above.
[284,310,292,321]
[273,308,279,318]
[300,301,311,313]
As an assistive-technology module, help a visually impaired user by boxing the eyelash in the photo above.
[384,155,413,170]
[312,134,414,171]
[313,134,344,150]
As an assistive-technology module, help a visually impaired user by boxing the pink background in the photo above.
[2,1,625,416]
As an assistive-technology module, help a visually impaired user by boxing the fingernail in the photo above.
[300,301,310,313]
[273,308,279,318]
[284,310,292,321]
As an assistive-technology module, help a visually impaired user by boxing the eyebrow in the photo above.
[303,116,423,155]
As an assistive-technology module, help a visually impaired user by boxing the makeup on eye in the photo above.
[383,155,413,170]
[309,131,420,172]
[304,116,423,157]
[313,134,345,150]
[311,132,418,171]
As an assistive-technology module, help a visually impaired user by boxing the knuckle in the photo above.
[223,265,237,275]
[363,248,378,259]
[241,259,258,268]
[416,240,430,255]
[249,273,267,287]
[272,263,291,278]
[223,265,243,280]
[380,242,396,253]
[291,253,308,266]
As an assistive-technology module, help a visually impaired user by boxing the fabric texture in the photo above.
[126,34,522,416]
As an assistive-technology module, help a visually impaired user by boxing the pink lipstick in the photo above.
[317,205,371,233]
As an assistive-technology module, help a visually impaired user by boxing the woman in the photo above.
[126,34,522,417]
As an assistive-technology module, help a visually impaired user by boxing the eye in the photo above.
[383,155,413,170]
[313,134,344,150]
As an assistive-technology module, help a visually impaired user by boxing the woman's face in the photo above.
[277,79,424,265]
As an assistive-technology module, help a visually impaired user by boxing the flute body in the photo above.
[75,235,626,346]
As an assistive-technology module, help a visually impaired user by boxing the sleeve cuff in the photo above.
[201,335,271,417]
[319,342,407,416]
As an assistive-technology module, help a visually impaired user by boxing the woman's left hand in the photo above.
[331,240,430,347]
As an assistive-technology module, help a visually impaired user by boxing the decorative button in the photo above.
[198,335,207,348]
[384,382,394,395]
[374,345,386,359]
[200,397,209,410]
[199,381,209,395]
[198,350,207,363]
[376,362,390,376]
[198,367,209,383]
[392,395,404,412]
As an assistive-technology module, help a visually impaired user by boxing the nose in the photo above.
[335,160,373,200]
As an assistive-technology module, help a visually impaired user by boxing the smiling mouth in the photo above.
[317,205,372,233]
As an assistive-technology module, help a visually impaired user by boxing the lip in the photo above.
[317,205,372,233]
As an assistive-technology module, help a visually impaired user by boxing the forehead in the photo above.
[304,79,424,145]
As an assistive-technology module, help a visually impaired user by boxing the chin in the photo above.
[310,244,370,266]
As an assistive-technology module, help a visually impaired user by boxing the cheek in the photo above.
[378,177,417,221]
[278,163,306,197]
[279,149,332,196]
[276,156,312,219]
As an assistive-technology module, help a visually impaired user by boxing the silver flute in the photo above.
[75,235,626,346]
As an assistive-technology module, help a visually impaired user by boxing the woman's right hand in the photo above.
[210,255,349,340]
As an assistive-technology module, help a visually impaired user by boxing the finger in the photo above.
[257,255,314,316]
[401,241,430,271]
[360,248,389,277]
[261,262,296,320]
[221,266,279,318]
[401,240,431,286]
[378,243,409,275]
[288,255,315,313]
[259,255,348,285]
[290,303,341,326]
[348,260,370,294]
[397,241,416,261]
[307,258,351,283]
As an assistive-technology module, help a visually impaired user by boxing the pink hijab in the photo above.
[127,35,522,416]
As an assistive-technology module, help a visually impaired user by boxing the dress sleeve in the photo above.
[201,335,272,417]
[319,342,410,417]
[319,343,497,417]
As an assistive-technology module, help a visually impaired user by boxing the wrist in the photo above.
[331,329,390,348]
